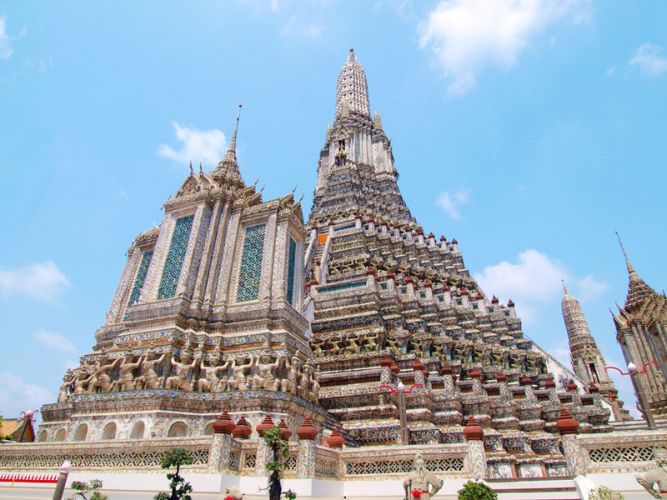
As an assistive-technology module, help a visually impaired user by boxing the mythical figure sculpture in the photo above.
[197,358,224,392]
[116,354,146,391]
[136,352,166,390]
[73,369,93,395]
[255,355,281,391]
[88,358,122,393]
[282,357,300,394]
[403,453,443,500]
[165,353,199,391]
[228,356,251,391]
[58,369,75,402]
[636,447,667,499]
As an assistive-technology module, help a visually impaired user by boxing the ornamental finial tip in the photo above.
[615,230,636,276]
[561,278,568,295]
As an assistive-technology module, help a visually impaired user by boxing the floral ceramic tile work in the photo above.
[158,215,194,299]
[236,224,265,302]
[128,251,153,306]
[287,238,296,304]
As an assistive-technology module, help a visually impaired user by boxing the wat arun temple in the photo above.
[2,50,666,499]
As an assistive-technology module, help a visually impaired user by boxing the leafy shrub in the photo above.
[457,481,497,500]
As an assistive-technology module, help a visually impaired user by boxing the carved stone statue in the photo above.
[403,453,443,500]
[73,369,93,395]
[116,354,146,391]
[58,369,75,402]
[228,356,251,391]
[282,357,300,394]
[165,353,199,391]
[88,358,122,393]
[136,352,166,390]
[636,447,667,499]
[255,355,281,391]
[197,358,222,392]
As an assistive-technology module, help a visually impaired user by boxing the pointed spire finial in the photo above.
[349,48,355,62]
[561,278,568,295]
[615,230,636,275]
[199,163,203,174]
[189,161,194,175]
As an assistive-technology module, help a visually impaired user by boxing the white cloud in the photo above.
[629,43,667,76]
[0,373,51,418]
[34,329,79,355]
[157,122,226,167]
[475,249,564,302]
[419,0,590,95]
[0,16,12,60]
[575,275,609,301]
[0,261,70,302]
[606,65,616,77]
[280,16,325,39]
[435,188,470,220]
[474,249,608,326]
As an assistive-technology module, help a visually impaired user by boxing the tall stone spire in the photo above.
[212,104,245,189]
[561,282,625,420]
[615,231,658,312]
[336,48,370,118]
[311,50,414,225]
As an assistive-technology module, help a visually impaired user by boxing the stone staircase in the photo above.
[486,477,580,500]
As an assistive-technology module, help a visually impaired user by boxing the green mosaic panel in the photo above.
[317,280,365,294]
[157,215,194,299]
[286,238,296,305]
[236,224,265,302]
[128,250,153,306]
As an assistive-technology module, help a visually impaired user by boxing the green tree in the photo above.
[68,479,109,500]
[153,448,193,500]
[261,427,289,500]
[457,481,497,500]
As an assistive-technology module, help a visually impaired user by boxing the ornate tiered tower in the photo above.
[560,282,627,421]
[613,234,667,420]
[35,50,619,483]
[39,108,324,442]
[303,50,613,477]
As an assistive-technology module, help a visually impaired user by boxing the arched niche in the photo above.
[167,421,188,438]
[102,422,117,440]
[130,421,146,440]
[73,423,88,442]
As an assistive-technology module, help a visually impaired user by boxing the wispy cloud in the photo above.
[629,43,667,76]
[280,16,326,39]
[34,329,79,355]
[0,261,70,302]
[419,0,590,95]
[0,16,12,60]
[0,372,51,417]
[435,188,470,220]
[157,122,226,167]
[474,249,608,326]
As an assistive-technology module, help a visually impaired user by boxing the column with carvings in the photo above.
[463,416,487,480]
[296,417,318,479]
[556,407,588,476]
[208,411,236,473]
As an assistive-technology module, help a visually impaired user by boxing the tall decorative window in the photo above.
[286,238,297,305]
[236,224,266,302]
[127,250,153,306]
[158,215,194,299]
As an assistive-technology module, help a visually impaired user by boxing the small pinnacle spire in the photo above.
[226,103,243,159]
[199,163,203,174]
[561,278,569,295]
[348,48,355,61]
[189,161,194,175]
[615,230,636,276]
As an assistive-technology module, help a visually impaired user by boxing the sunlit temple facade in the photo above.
[1,49,666,500]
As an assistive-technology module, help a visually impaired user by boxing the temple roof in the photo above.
[616,231,660,312]
[336,49,370,118]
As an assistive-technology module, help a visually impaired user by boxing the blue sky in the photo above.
[1,1,665,419]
